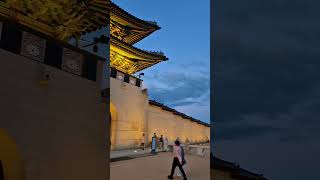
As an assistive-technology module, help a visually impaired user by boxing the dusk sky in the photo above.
[112,0,210,123]
[214,0,320,179]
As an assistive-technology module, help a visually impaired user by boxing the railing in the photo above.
[168,144,210,158]
[109,67,142,88]
[188,145,210,157]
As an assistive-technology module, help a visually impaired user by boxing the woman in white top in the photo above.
[167,140,187,180]
[177,145,187,177]
[163,136,169,151]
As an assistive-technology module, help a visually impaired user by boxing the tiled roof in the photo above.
[149,100,210,127]
[0,0,109,40]
[211,154,268,180]
[110,1,162,44]
[111,37,168,61]
[111,2,160,30]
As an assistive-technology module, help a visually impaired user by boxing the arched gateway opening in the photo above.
[0,129,24,180]
[110,102,118,150]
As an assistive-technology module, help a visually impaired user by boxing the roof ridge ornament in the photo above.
[142,49,165,56]
[145,20,157,25]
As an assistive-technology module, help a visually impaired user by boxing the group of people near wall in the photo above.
[140,133,188,180]
[140,133,170,151]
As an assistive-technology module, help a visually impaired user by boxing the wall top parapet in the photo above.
[110,67,142,88]
[149,100,210,127]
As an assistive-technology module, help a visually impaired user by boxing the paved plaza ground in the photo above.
[111,148,154,159]
[110,152,210,180]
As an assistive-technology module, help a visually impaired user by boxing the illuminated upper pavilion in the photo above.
[110,2,168,74]
[0,0,109,41]
[0,0,167,74]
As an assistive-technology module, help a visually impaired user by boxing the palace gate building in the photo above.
[0,0,209,179]
[109,2,210,150]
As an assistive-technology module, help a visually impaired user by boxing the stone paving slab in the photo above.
[111,149,150,159]
[111,148,166,159]
[110,152,210,180]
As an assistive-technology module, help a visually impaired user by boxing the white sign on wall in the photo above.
[117,72,124,81]
[129,76,136,85]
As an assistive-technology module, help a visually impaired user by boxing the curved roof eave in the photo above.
[111,2,160,30]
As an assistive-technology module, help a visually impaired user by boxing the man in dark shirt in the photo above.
[159,134,164,150]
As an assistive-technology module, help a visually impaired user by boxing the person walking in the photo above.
[185,138,190,154]
[167,140,187,180]
[164,136,169,151]
[176,137,180,142]
[177,144,187,177]
[151,133,157,153]
[159,134,164,150]
[141,133,145,150]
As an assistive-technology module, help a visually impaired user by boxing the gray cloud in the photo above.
[143,62,210,122]
[213,0,320,179]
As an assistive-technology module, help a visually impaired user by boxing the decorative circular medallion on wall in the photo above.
[61,48,83,75]
[20,31,46,62]
[26,44,40,57]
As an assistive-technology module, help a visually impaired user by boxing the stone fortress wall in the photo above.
[110,68,210,150]
[0,20,109,180]
[110,76,148,150]
[147,105,210,145]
